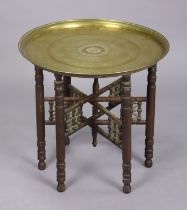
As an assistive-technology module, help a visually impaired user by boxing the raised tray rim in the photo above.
[18,19,170,77]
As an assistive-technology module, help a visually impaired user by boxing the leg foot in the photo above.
[123,184,131,194]
[92,140,97,147]
[38,160,46,170]
[92,125,97,147]
[57,184,65,192]
[144,159,153,168]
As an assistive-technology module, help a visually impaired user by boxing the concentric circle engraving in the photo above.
[19,19,169,77]
[83,46,104,54]
[78,44,107,56]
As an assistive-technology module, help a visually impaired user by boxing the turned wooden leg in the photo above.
[145,65,157,168]
[35,66,46,170]
[121,75,132,193]
[54,74,65,192]
[92,78,99,147]
[64,76,71,145]
[64,76,71,97]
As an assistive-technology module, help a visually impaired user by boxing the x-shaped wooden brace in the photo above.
[44,77,146,148]
[64,77,122,146]
[68,80,122,147]
[37,65,157,194]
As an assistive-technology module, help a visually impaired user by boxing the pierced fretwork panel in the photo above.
[131,98,146,124]
[108,118,122,146]
[44,98,55,125]
[109,82,121,97]
[44,76,147,148]
[44,92,83,135]
[107,97,146,146]
[107,81,122,146]
[48,101,55,122]
[108,81,121,107]
[65,92,83,135]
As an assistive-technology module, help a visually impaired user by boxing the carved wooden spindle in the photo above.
[49,101,54,122]
[64,76,71,145]
[92,78,99,147]
[137,101,142,121]
[35,66,46,170]
[145,65,157,168]
[121,75,132,193]
[54,74,65,192]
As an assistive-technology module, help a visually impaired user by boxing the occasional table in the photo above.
[18,19,169,193]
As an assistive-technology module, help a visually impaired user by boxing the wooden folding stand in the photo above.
[35,65,157,193]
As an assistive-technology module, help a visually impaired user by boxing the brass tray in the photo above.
[19,19,169,77]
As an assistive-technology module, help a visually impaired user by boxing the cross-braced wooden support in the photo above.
[34,65,157,193]
[44,78,147,148]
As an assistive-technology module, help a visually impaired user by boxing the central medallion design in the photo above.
[83,46,104,54]
[78,44,106,56]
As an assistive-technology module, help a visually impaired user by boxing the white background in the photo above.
[0,0,186,210]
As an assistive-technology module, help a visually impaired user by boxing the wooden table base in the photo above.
[34,65,157,193]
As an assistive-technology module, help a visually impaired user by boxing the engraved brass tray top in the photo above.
[19,19,169,77]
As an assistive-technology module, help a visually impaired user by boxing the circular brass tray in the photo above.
[19,19,169,77]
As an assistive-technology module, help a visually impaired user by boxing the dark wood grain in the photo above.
[92,78,99,147]
[33,68,158,193]
[35,66,46,170]
[121,75,132,193]
[64,76,71,97]
[66,77,122,113]
[64,76,71,145]
[145,65,157,168]
[54,74,65,192]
